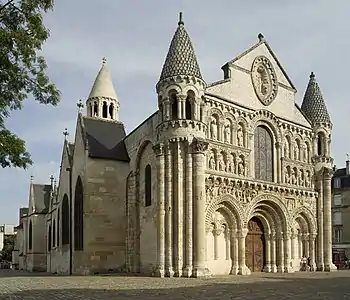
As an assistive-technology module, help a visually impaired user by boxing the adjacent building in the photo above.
[13,13,336,277]
[331,159,350,263]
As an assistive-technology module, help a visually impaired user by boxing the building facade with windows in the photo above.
[331,160,350,263]
[14,14,336,277]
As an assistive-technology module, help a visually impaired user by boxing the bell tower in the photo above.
[86,58,120,122]
[301,72,336,272]
[153,13,209,279]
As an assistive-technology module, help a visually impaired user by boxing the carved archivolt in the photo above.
[291,206,317,234]
[248,110,282,143]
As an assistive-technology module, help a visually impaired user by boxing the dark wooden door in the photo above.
[245,217,266,272]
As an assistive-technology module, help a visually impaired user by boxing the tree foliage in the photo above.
[0,0,60,169]
[0,234,16,262]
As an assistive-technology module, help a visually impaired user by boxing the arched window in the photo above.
[109,103,114,119]
[62,194,70,245]
[52,220,56,248]
[57,209,60,247]
[93,101,98,117]
[254,125,273,182]
[317,133,325,156]
[28,220,33,250]
[171,96,178,120]
[145,164,152,207]
[185,98,192,119]
[102,101,108,118]
[48,225,52,252]
[74,177,84,251]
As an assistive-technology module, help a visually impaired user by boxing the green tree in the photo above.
[0,234,16,262]
[0,0,60,169]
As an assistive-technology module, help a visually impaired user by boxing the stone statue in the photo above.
[305,171,311,187]
[238,157,245,176]
[298,169,304,186]
[284,167,290,184]
[294,141,299,160]
[284,141,289,158]
[224,124,231,143]
[226,153,235,173]
[291,168,297,185]
[303,146,308,162]
[218,153,226,172]
[209,155,216,170]
[237,126,244,147]
[210,117,217,140]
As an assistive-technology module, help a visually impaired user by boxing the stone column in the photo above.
[192,138,209,277]
[316,171,324,271]
[323,168,337,271]
[165,143,174,277]
[309,233,316,271]
[270,232,277,273]
[177,95,186,119]
[290,231,297,271]
[153,144,165,277]
[225,228,231,260]
[174,141,184,277]
[230,230,239,275]
[277,233,284,272]
[298,233,303,260]
[304,234,310,257]
[275,142,281,184]
[213,227,221,260]
[263,233,271,272]
[183,142,193,277]
[284,232,293,273]
[163,97,171,121]
[238,228,250,275]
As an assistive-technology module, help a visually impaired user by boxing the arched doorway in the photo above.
[246,217,266,272]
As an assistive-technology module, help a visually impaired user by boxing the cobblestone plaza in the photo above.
[0,270,349,299]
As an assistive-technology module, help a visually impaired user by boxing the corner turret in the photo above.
[86,58,120,122]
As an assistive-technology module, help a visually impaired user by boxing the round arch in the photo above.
[291,206,317,234]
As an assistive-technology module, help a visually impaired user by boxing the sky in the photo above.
[1,0,350,225]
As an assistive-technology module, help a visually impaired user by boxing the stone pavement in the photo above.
[1,270,350,299]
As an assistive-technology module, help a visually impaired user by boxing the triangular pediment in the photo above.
[225,39,296,92]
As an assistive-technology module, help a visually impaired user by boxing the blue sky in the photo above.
[1,0,349,225]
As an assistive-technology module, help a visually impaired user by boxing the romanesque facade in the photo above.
[13,13,336,277]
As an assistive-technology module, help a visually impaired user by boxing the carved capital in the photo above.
[177,94,187,102]
[213,228,224,236]
[323,168,333,181]
[192,138,209,154]
[152,143,164,157]
[238,228,249,238]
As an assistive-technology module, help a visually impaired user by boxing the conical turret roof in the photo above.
[88,58,118,100]
[159,13,203,82]
[301,72,331,125]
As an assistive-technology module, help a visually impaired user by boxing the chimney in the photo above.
[347,154,350,175]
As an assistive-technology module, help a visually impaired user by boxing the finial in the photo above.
[50,175,54,184]
[178,12,184,26]
[258,33,264,41]
[346,153,349,161]
[102,57,107,65]
[30,175,34,183]
[77,99,84,112]
[310,72,315,79]
[63,128,69,140]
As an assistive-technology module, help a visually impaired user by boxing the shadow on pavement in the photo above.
[1,274,350,299]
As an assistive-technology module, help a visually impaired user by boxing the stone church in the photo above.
[13,13,336,276]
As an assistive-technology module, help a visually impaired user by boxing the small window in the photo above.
[334,178,341,188]
[334,227,343,243]
[28,221,33,250]
[145,164,152,207]
[333,212,342,226]
[333,194,342,206]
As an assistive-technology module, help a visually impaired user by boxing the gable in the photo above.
[206,39,311,128]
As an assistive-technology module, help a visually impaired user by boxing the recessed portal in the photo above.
[246,217,266,272]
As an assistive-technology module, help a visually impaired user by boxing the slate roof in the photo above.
[32,184,51,214]
[332,167,350,188]
[159,14,202,82]
[301,72,331,125]
[83,116,129,161]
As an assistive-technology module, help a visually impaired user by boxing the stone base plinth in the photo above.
[238,265,251,275]
[192,267,211,278]
[324,263,337,272]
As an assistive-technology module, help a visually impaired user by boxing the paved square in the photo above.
[0,270,349,299]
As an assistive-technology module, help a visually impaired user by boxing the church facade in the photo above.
[13,14,336,277]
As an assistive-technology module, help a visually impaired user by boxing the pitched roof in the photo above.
[301,72,331,125]
[32,184,51,214]
[82,116,129,161]
[88,60,118,100]
[159,13,202,82]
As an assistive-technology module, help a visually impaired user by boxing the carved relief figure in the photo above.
[226,153,235,173]
[303,144,309,162]
[291,168,297,185]
[257,65,270,96]
[238,156,245,176]
[284,138,290,158]
[210,117,218,140]
[224,121,231,144]
[294,141,300,160]
[237,125,244,147]
[284,166,290,184]
[209,154,216,170]
[298,169,304,186]
[305,170,311,188]
[218,152,226,172]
